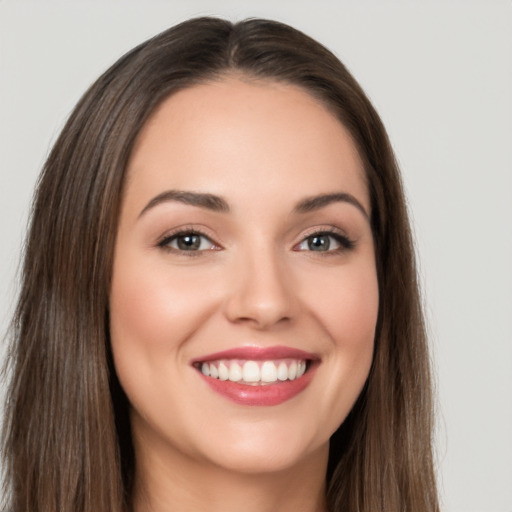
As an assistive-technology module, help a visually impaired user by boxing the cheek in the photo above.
[109,256,218,382]
[325,276,378,350]
[300,258,378,427]
[304,258,379,350]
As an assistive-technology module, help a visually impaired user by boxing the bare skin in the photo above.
[132,420,328,512]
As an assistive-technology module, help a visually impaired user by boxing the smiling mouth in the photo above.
[194,358,310,386]
[192,346,319,405]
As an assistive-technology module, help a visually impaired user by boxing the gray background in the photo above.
[1,1,511,511]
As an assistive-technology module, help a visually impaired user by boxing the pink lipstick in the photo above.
[192,346,319,406]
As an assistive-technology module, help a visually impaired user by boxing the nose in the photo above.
[223,248,299,330]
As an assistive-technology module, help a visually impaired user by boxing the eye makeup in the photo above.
[294,226,356,254]
[156,227,221,255]
[155,224,356,257]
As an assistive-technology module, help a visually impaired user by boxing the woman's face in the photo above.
[110,77,379,475]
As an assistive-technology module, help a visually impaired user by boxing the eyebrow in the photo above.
[139,190,230,217]
[138,189,369,219]
[293,192,369,219]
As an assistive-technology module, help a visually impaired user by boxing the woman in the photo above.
[2,17,439,512]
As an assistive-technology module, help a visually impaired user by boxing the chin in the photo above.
[208,446,326,476]
[193,421,331,476]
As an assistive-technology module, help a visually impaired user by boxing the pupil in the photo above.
[308,235,329,251]
[178,234,200,250]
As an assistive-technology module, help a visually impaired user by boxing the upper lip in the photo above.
[191,345,320,363]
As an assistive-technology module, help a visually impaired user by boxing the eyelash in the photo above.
[156,227,355,255]
[157,228,219,256]
[295,229,355,254]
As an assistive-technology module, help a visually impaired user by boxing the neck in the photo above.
[131,433,329,512]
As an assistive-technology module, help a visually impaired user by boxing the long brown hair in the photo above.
[2,17,438,512]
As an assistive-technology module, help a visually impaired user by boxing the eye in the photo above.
[296,231,354,253]
[158,231,218,252]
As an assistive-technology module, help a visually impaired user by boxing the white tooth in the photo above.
[261,361,278,383]
[209,363,219,379]
[229,362,242,382]
[218,361,229,381]
[243,361,260,382]
[201,362,210,376]
[297,360,306,377]
[288,361,298,380]
[277,361,288,381]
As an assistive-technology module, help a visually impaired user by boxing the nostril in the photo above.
[222,256,299,329]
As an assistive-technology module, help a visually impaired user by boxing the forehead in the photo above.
[125,76,369,214]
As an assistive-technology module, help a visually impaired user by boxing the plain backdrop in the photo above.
[0,1,511,511]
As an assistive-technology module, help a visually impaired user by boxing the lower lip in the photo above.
[198,367,316,406]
